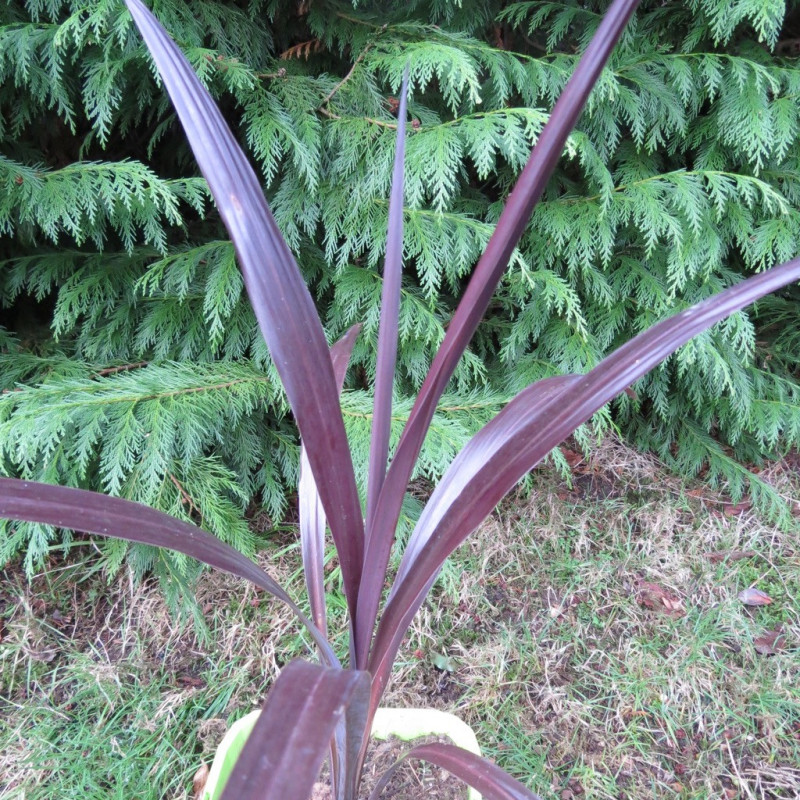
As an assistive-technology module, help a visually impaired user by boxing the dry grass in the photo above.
[1,438,798,799]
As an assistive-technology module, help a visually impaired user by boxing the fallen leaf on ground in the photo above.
[431,652,456,672]
[192,763,209,800]
[705,550,756,564]
[177,674,205,687]
[546,587,584,618]
[621,708,649,719]
[24,645,56,663]
[637,581,685,616]
[559,447,583,468]
[753,629,786,655]
[738,587,773,606]
[723,501,752,516]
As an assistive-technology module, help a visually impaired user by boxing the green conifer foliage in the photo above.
[1,0,799,577]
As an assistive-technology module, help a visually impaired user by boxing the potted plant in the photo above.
[1,0,798,797]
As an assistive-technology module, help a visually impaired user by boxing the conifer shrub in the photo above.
[1,0,799,579]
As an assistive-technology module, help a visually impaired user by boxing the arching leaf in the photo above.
[370,255,800,693]
[365,67,410,535]
[0,478,338,667]
[367,742,542,800]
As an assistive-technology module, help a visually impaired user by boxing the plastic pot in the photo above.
[202,706,482,800]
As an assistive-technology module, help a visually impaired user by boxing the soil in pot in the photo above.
[311,735,466,800]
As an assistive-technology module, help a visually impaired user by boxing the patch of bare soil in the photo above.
[307,736,466,800]
[361,736,466,800]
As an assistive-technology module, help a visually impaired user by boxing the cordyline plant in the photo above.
[2,0,800,798]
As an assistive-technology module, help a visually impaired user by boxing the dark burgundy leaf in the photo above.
[367,742,542,800]
[125,0,365,640]
[365,68,409,535]
[370,255,800,693]
[298,327,361,800]
[299,447,327,633]
[753,629,787,655]
[219,660,370,800]
[300,325,361,639]
[355,0,641,668]
[0,478,337,666]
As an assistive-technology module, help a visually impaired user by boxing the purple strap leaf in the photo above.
[365,67,409,532]
[298,326,359,800]
[125,0,366,642]
[219,660,370,800]
[369,256,800,695]
[0,478,338,667]
[356,0,641,670]
[367,742,542,800]
[299,448,327,633]
[300,325,361,640]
